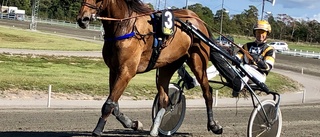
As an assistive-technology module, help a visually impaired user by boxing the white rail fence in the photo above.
[0,14,103,31]
[280,49,320,59]
[24,15,103,31]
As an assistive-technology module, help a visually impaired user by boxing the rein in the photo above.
[96,10,206,41]
[96,10,204,23]
[208,26,255,63]
[97,11,158,21]
[81,2,210,44]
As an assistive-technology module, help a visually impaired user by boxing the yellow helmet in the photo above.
[253,20,271,34]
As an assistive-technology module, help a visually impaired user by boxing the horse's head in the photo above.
[77,0,154,29]
[77,0,104,29]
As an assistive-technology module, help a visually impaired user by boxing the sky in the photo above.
[143,0,320,22]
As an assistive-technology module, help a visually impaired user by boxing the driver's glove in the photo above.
[252,54,268,69]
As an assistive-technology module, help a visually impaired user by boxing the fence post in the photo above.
[302,89,306,103]
[47,85,52,108]
[214,90,218,107]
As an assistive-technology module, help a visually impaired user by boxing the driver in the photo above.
[232,20,276,97]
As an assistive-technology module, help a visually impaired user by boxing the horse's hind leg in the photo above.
[187,51,223,134]
[92,70,142,136]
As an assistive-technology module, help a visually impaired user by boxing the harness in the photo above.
[104,32,135,42]
[81,1,179,72]
[144,13,164,72]
[103,10,175,72]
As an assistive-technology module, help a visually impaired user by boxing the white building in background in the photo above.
[0,6,25,20]
[15,9,26,21]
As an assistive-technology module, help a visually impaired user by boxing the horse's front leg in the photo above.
[92,69,143,136]
[150,65,180,136]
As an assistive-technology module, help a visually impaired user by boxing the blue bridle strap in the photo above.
[104,31,135,42]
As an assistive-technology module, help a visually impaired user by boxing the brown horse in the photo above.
[77,0,223,136]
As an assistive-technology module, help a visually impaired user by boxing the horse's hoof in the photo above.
[132,120,143,131]
[207,124,223,134]
[92,117,106,136]
[92,131,102,137]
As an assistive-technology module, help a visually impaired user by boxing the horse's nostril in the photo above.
[83,17,90,22]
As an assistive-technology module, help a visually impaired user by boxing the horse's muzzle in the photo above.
[77,16,90,29]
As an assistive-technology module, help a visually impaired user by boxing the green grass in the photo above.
[0,53,301,99]
[0,25,304,99]
[0,26,102,51]
[285,42,320,52]
[2,25,319,52]
[0,54,161,99]
[265,72,302,92]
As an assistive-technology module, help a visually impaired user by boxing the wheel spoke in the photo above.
[248,100,282,137]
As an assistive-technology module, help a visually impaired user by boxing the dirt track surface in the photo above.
[1,19,320,137]
[1,103,320,137]
[275,54,320,77]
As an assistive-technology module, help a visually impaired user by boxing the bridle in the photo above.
[81,0,142,42]
[81,0,104,18]
[81,2,99,10]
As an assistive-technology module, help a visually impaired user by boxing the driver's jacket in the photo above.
[236,42,275,75]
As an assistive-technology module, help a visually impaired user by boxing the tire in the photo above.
[247,100,282,137]
[151,84,186,136]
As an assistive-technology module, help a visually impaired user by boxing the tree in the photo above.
[39,0,52,18]
[267,15,277,39]
[188,3,215,31]
[241,5,259,37]
[306,20,320,43]
[3,1,320,43]
[213,8,231,34]
[228,5,258,37]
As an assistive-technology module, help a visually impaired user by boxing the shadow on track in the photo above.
[0,130,192,137]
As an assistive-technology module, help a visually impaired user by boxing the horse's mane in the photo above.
[125,0,154,14]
